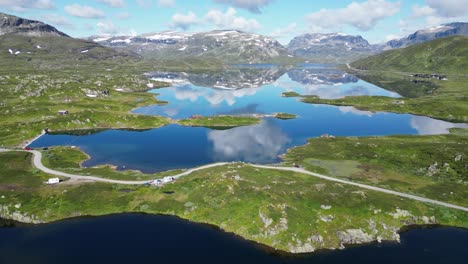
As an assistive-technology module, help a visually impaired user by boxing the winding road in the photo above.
[1,148,467,212]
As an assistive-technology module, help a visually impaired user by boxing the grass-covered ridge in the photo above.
[351,36,468,74]
[274,113,298,120]
[177,115,261,128]
[0,151,466,253]
[40,147,184,181]
[0,69,172,147]
[303,37,467,122]
[282,129,468,207]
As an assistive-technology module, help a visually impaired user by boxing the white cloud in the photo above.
[170,11,200,30]
[136,0,153,7]
[338,106,374,117]
[97,0,125,8]
[171,84,258,106]
[96,21,137,36]
[41,14,75,29]
[116,11,131,19]
[65,4,106,19]
[158,0,175,7]
[214,0,273,13]
[426,0,468,17]
[411,4,436,18]
[84,23,94,30]
[270,22,297,38]
[0,0,54,12]
[306,0,401,31]
[410,116,468,135]
[97,21,120,34]
[205,7,261,32]
[385,33,402,41]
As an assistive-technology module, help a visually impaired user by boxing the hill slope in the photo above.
[0,12,68,37]
[351,36,468,74]
[0,13,138,70]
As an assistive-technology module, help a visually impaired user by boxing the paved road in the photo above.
[1,148,467,212]
[29,150,229,185]
[251,165,468,212]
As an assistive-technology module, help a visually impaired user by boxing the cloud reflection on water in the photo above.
[410,116,468,135]
[208,120,290,163]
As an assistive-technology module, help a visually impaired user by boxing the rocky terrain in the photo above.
[0,12,68,37]
[287,33,379,63]
[89,30,293,64]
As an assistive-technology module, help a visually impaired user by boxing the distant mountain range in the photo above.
[1,11,467,66]
[287,33,380,63]
[385,22,468,49]
[89,30,294,64]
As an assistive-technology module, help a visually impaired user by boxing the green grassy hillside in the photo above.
[351,36,468,74]
[0,34,139,71]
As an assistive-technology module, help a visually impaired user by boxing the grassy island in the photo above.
[177,115,261,128]
[282,129,468,207]
[281,91,301,97]
[274,113,298,120]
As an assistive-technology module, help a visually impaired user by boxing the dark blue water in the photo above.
[0,214,466,264]
[29,66,468,173]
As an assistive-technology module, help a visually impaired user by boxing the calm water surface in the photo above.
[30,66,468,173]
[18,66,468,262]
[0,214,467,264]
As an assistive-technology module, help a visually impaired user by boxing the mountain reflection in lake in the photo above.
[30,65,468,173]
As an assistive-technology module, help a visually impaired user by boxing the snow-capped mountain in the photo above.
[89,30,293,64]
[287,33,378,63]
[386,22,468,49]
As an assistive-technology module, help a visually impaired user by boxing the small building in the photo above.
[392,100,405,105]
[149,179,163,186]
[58,110,69,115]
[46,178,60,185]
[320,133,335,139]
[162,176,175,183]
[86,94,98,98]
[147,83,154,88]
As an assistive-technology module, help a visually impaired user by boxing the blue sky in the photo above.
[1,0,467,44]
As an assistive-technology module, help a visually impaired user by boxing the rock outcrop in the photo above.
[0,12,68,37]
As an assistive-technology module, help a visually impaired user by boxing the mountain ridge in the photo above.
[0,12,68,37]
[386,22,468,49]
[89,29,295,64]
[287,33,380,63]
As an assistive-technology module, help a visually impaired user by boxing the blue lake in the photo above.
[30,66,468,173]
[0,214,467,264]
